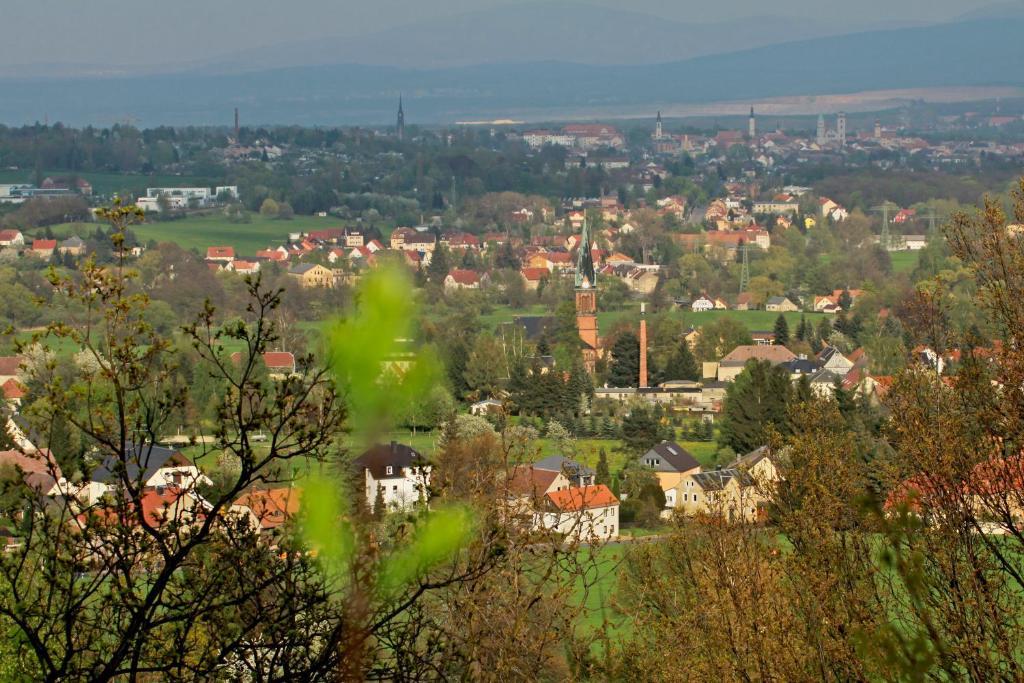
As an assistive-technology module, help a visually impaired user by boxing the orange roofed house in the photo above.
[233,487,301,533]
[206,246,235,262]
[535,484,619,540]
[230,351,296,379]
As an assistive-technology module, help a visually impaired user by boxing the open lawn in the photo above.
[132,213,340,255]
[889,250,919,274]
[42,213,342,256]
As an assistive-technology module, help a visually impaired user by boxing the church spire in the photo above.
[396,95,406,141]
[575,218,596,289]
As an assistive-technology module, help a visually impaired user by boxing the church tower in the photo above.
[748,106,756,139]
[575,218,599,373]
[396,95,405,141]
[654,110,663,140]
[816,114,826,146]
[837,111,847,146]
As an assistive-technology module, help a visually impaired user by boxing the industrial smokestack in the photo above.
[639,302,648,388]
[234,108,240,139]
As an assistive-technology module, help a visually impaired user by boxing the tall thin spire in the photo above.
[575,218,596,289]
[396,95,406,141]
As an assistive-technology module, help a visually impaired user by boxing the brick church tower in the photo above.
[575,219,600,372]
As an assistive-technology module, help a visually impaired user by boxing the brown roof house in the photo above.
[714,345,797,382]
[353,442,430,513]
[639,441,701,511]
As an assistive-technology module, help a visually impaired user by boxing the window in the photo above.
[385,466,393,476]
[392,485,398,492]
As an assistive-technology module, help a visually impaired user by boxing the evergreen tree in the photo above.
[838,289,853,311]
[718,359,794,453]
[773,314,790,347]
[595,449,611,487]
[427,244,451,284]
[536,336,551,357]
[372,484,386,520]
[608,332,640,387]
[494,240,520,269]
[796,314,809,341]
[621,407,666,454]
[664,340,699,381]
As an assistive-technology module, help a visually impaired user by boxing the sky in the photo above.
[0,0,1003,68]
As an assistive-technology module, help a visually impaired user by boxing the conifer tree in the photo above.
[596,448,610,486]
[773,314,790,346]
[608,332,640,387]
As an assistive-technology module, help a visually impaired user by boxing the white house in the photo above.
[81,443,211,504]
[354,442,431,513]
[535,484,619,541]
[691,296,715,312]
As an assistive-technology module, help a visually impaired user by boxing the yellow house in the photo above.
[288,263,334,288]
[639,442,701,510]
[672,469,763,523]
[729,446,781,488]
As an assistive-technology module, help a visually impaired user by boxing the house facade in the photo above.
[354,442,430,512]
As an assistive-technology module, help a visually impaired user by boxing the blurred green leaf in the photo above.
[302,475,355,582]
[379,505,476,594]
[325,265,439,440]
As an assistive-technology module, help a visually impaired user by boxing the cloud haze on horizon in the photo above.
[3,0,1003,67]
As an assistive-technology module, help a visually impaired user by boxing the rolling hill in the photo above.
[0,18,1021,126]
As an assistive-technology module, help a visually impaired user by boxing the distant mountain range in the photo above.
[202,3,898,72]
[2,17,1022,126]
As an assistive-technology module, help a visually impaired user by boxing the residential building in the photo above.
[715,345,798,382]
[444,269,482,290]
[206,246,235,262]
[639,441,701,509]
[672,469,762,522]
[30,239,56,258]
[535,485,619,540]
[288,263,334,288]
[80,443,210,505]
[765,296,799,312]
[354,442,430,512]
[0,229,25,248]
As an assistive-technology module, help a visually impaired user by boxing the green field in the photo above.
[889,250,919,274]
[48,213,342,255]
[0,170,219,198]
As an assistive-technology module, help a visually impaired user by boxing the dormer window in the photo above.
[385,466,393,476]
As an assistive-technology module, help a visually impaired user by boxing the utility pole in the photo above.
[872,201,898,251]
[925,202,939,242]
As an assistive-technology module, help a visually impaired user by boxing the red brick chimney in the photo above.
[639,302,648,388]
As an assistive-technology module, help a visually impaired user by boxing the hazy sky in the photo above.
[1,0,1001,66]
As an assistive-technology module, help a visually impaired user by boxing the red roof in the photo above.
[447,269,480,286]
[0,449,61,491]
[521,267,549,282]
[206,246,235,259]
[229,351,295,372]
[2,378,25,399]
[0,356,23,377]
[32,239,56,250]
[507,466,561,499]
[262,352,295,371]
[307,228,344,241]
[546,484,618,511]
[255,249,287,261]
[0,229,22,241]
[234,487,301,530]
